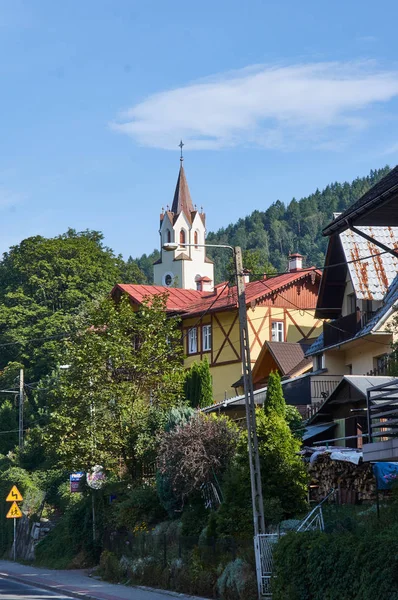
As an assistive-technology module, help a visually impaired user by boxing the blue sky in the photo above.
[1,0,398,260]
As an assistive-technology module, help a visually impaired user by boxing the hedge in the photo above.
[272,519,398,600]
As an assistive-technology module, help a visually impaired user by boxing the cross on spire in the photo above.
[179,140,184,162]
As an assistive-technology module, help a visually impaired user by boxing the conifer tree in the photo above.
[184,358,213,408]
[264,370,286,417]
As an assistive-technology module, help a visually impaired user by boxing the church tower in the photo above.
[153,150,214,291]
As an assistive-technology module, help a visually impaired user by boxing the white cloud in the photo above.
[111,61,398,151]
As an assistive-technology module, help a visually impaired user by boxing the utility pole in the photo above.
[234,246,266,537]
[18,369,24,450]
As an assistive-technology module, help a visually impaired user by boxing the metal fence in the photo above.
[104,529,253,568]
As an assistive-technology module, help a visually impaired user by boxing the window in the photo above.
[165,274,172,286]
[375,353,388,373]
[196,281,202,291]
[188,328,197,354]
[194,230,199,248]
[271,321,284,342]
[315,354,325,371]
[202,325,212,351]
[180,229,186,246]
[166,229,171,243]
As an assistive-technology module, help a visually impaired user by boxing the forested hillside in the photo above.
[131,166,391,284]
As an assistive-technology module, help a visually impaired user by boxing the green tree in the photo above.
[0,229,126,383]
[41,294,185,477]
[183,358,213,408]
[217,407,307,537]
[264,371,285,417]
[0,400,18,454]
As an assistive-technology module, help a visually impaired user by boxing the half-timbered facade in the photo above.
[113,265,322,403]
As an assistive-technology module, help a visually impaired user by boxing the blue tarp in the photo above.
[373,462,398,490]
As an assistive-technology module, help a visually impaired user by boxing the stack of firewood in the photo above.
[308,454,376,503]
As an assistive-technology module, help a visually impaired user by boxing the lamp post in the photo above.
[162,242,266,538]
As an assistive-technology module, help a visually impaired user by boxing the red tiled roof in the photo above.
[112,284,203,312]
[113,269,321,317]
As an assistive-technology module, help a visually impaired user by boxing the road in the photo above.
[0,576,73,599]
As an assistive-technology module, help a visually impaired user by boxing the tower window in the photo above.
[194,231,199,248]
[166,229,171,243]
[180,229,186,246]
[162,272,174,287]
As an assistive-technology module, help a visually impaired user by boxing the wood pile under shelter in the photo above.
[307,451,376,504]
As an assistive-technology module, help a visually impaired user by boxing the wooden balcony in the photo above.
[323,310,374,347]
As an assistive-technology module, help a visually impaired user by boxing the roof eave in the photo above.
[322,184,398,236]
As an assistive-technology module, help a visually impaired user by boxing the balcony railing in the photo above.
[323,310,375,347]
[367,379,398,442]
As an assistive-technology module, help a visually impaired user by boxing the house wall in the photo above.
[323,334,393,376]
[182,304,323,404]
[324,350,346,374]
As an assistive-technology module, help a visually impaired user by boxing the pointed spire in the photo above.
[171,150,194,220]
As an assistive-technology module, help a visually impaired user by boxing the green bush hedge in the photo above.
[272,519,398,600]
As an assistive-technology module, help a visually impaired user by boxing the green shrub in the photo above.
[217,558,257,600]
[272,520,398,600]
[35,492,105,568]
[99,550,121,582]
[113,484,166,531]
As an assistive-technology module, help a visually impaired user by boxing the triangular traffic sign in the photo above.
[6,502,22,519]
[6,485,23,502]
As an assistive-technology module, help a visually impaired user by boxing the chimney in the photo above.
[242,268,251,284]
[288,253,303,272]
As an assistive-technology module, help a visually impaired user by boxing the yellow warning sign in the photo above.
[6,485,23,502]
[6,502,22,519]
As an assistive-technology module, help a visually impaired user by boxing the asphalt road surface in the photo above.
[0,576,73,599]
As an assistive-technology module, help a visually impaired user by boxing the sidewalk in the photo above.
[0,560,207,600]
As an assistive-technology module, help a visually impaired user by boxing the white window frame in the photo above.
[188,327,198,354]
[202,324,212,352]
[271,321,284,342]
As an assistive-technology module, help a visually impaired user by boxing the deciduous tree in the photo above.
[42,294,184,477]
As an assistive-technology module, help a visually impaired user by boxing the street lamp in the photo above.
[163,241,266,538]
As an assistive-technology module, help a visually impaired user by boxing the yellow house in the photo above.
[113,260,322,403]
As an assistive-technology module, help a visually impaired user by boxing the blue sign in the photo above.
[373,463,398,490]
[70,472,84,493]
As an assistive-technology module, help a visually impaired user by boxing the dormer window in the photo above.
[180,229,186,246]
